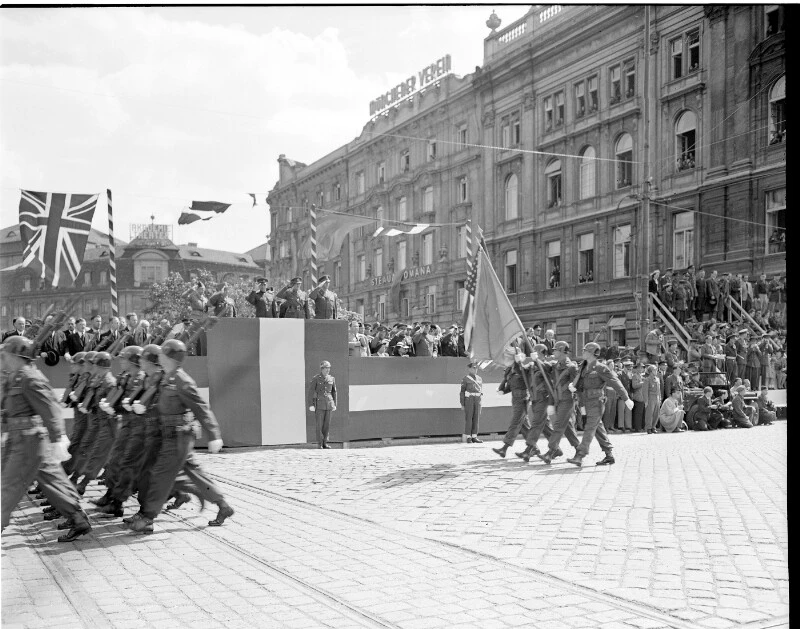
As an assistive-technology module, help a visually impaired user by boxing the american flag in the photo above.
[19,190,99,287]
[460,225,483,352]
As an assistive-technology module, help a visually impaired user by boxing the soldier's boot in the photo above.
[43,505,57,514]
[567,453,585,467]
[27,483,41,494]
[57,517,75,530]
[58,511,92,542]
[596,453,615,466]
[520,445,537,463]
[39,500,51,507]
[322,442,331,449]
[208,501,234,527]
[166,492,191,510]
[100,500,124,517]
[44,510,63,521]
[492,444,509,458]
[76,479,88,496]
[68,472,80,486]
[128,513,154,534]
[122,512,141,525]
[537,450,555,465]
[552,448,564,459]
[91,490,113,507]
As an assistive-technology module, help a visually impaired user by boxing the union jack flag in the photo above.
[19,190,98,287]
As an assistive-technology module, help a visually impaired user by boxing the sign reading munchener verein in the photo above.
[370,265,433,286]
[369,55,452,116]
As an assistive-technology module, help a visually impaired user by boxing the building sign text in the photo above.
[369,55,452,117]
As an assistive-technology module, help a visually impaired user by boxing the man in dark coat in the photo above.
[246,277,278,318]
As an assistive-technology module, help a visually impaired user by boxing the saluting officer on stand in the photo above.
[127,339,232,533]
[567,342,633,467]
[0,337,92,542]
[309,275,338,320]
[308,360,337,449]
[246,277,279,318]
[277,277,313,318]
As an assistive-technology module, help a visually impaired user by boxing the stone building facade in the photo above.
[266,5,785,348]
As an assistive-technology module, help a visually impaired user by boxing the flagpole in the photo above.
[309,203,318,286]
[107,189,118,317]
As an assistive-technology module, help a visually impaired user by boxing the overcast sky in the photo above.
[0,5,529,254]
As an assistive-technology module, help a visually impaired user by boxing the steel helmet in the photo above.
[71,351,87,364]
[533,343,548,355]
[83,351,98,365]
[93,351,112,368]
[141,344,162,364]
[119,345,143,366]
[0,336,34,359]
[554,341,570,353]
[161,339,187,363]
[583,342,601,356]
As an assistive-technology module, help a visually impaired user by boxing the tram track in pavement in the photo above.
[194,471,789,629]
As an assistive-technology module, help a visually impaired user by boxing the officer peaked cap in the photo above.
[318,275,331,282]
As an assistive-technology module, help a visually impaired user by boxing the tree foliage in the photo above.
[145,270,255,323]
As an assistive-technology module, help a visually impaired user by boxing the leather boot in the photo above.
[520,445,536,463]
[39,500,51,507]
[208,502,234,527]
[57,511,91,542]
[129,514,154,533]
[27,484,40,494]
[76,479,88,496]
[472,436,483,443]
[567,453,585,467]
[91,490,112,507]
[43,505,57,514]
[596,453,615,466]
[322,442,331,449]
[492,444,509,458]
[57,518,75,530]
[166,492,191,510]
[552,448,564,459]
[43,510,63,521]
[122,512,141,525]
[537,450,554,465]
[100,500,124,517]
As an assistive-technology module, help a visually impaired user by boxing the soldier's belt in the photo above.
[3,415,42,431]
[160,413,189,427]
[464,392,482,397]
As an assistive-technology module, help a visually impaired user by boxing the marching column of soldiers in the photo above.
[1,311,233,543]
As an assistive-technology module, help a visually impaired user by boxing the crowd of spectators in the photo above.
[347,320,469,358]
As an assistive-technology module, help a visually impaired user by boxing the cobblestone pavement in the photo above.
[2,423,787,629]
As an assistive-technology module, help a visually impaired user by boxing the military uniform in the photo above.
[68,371,106,486]
[76,370,118,493]
[1,363,91,540]
[723,338,738,382]
[246,289,278,318]
[642,373,662,433]
[459,372,483,438]
[520,360,561,457]
[277,284,312,319]
[735,336,748,382]
[307,372,337,448]
[136,368,228,525]
[496,361,533,450]
[62,369,90,475]
[308,286,338,320]
[574,360,630,459]
[542,358,582,460]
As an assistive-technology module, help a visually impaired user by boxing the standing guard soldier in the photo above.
[277,277,312,318]
[700,334,717,383]
[246,277,278,318]
[74,352,117,496]
[308,360,337,449]
[309,275,338,320]
[723,334,738,382]
[735,329,749,383]
[127,339,231,533]
[1,337,92,542]
[492,343,534,458]
[567,342,633,467]
[460,361,483,443]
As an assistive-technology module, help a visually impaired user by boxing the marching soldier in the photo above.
[277,277,313,318]
[65,350,99,485]
[308,275,338,320]
[246,277,279,318]
[74,352,117,496]
[460,361,483,443]
[127,339,231,533]
[1,337,92,542]
[308,360,337,449]
[516,344,557,462]
[566,342,633,467]
[60,351,87,473]
[492,343,534,458]
[91,346,144,516]
[526,342,583,463]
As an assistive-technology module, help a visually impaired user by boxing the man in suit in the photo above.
[741,273,754,312]
[664,364,685,404]
[66,318,89,356]
[307,360,337,449]
[699,334,717,383]
[85,315,103,350]
[2,316,27,341]
[95,316,123,352]
[706,270,720,319]
[38,314,67,362]
[308,275,338,320]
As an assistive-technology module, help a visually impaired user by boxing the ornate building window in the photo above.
[545,159,562,208]
[579,146,596,199]
[615,133,633,188]
[675,111,697,171]
[769,76,786,145]
[673,211,695,268]
[613,224,631,278]
[505,173,518,220]
[505,250,517,294]
[578,233,594,283]
[574,81,585,118]
[766,188,786,254]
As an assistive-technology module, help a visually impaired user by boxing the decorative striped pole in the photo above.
[465,219,473,272]
[107,189,118,317]
[309,203,318,285]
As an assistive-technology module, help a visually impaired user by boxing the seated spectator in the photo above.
[731,385,755,428]
[659,390,686,433]
[393,338,412,357]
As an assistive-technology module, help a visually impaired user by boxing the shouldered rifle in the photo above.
[30,296,82,357]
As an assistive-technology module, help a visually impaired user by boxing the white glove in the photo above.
[330,404,336,412]
[65,353,72,361]
[568,383,577,393]
[625,399,634,411]
[530,351,539,362]
[132,401,146,415]
[208,439,223,454]
[580,406,586,415]
[546,405,555,416]
[309,405,315,412]
[69,391,78,401]
[52,435,71,462]
[99,399,114,415]
[40,352,47,359]
[514,352,523,363]
[121,398,132,411]
[78,404,88,413]
[497,389,505,396]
